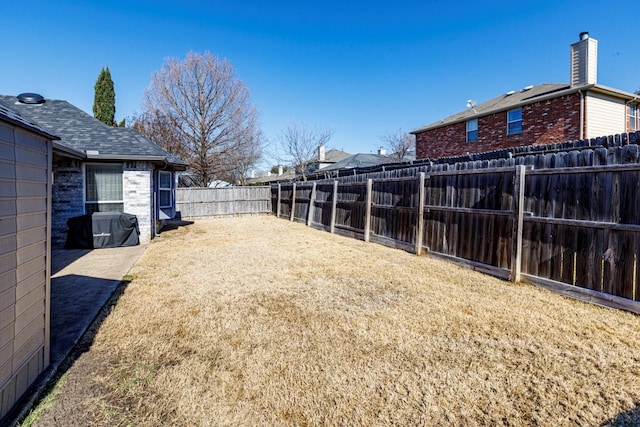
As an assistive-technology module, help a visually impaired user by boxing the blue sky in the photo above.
[1,0,639,165]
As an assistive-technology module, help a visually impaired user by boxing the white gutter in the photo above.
[579,90,585,139]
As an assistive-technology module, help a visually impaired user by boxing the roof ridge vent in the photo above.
[17,93,45,104]
[522,85,534,91]
[505,90,516,96]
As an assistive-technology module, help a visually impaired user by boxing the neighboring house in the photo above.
[245,167,297,185]
[319,152,395,174]
[412,32,640,159]
[0,94,187,247]
[307,145,351,173]
[314,147,417,178]
[246,146,352,184]
[0,102,57,422]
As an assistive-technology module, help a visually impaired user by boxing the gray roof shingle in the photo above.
[319,153,394,171]
[0,95,186,168]
[411,82,640,134]
[412,83,570,133]
[0,101,59,140]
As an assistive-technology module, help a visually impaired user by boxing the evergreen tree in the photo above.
[93,67,116,125]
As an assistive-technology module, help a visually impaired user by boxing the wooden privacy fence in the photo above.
[272,160,640,314]
[176,186,271,218]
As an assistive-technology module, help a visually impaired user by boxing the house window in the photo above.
[158,171,172,208]
[507,108,522,135]
[466,119,478,142]
[630,105,638,131]
[85,164,124,214]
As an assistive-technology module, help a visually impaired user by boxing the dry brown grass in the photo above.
[37,216,640,426]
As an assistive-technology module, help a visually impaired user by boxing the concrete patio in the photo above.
[9,244,146,426]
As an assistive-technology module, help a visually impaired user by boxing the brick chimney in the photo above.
[570,31,597,87]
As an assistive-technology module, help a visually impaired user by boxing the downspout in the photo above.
[579,90,585,139]
[628,94,640,134]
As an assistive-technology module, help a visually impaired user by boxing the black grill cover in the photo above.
[65,212,140,249]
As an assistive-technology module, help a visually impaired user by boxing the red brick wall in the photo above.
[416,93,582,159]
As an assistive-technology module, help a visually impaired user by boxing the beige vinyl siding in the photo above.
[0,121,51,421]
[585,92,626,138]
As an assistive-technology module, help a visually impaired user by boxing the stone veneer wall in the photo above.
[51,156,84,248]
[51,159,155,247]
[123,161,154,243]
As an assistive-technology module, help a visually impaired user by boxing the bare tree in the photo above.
[132,110,184,157]
[277,121,333,180]
[381,129,416,161]
[219,127,264,185]
[139,51,262,187]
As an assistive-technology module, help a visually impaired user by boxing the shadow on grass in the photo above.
[601,402,640,426]
[7,277,132,427]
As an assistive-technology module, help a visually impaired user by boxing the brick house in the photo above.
[0,94,187,247]
[412,33,640,159]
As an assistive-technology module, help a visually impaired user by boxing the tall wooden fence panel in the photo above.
[291,183,314,224]
[423,162,516,278]
[270,185,279,216]
[370,177,420,251]
[277,184,293,219]
[519,152,640,302]
[310,181,336,231]
[334,181,368,239]
[176,187,271,218]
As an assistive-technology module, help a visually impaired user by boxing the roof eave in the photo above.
[85,153,188,170]
[53,141,85,159]
[0,114,60,141]
[589,84,640,101]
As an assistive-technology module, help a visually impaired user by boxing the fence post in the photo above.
[330,180,338,233]
[307,182,317,227]
[276,184,281,218]
[290,183,297,222]
[415,172,426,255]
[364,178,373,242]
[232,187,237,216]
[511,165,526,282]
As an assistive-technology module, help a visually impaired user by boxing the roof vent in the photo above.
[17,93,45,104]
[505,90,516,96]
[522,85,534,91]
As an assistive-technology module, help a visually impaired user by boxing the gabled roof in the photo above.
[319,153,394,171]
[322,149,351,163]
[0,95,186,169]
[411,82,640,134]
